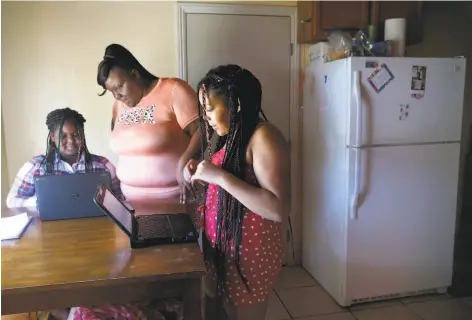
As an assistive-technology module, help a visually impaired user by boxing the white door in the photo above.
[185,13,291,139]
[183,10,293,263]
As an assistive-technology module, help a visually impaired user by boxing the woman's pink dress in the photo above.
[110,77,198,203]
[71,299,182,320]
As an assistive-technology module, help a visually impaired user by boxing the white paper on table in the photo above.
[1,213,32,241]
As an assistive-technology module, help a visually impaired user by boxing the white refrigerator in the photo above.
[302,57,467,307]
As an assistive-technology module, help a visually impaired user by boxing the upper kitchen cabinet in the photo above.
[298,1,369,44]
[297,1,424,45]
[370,1,423,45]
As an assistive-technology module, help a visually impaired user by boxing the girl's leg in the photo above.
[203,295,218,320]
[203,271,220,320]
[50,309,70,320]
[225,301,269,320]
[202,233,224,320]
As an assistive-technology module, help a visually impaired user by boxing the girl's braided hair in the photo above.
[42,108,92,174]
[196,64,268,304]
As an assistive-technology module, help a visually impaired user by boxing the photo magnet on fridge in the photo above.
[365,61,379,68]
[410,65,427,99]
[368,63,395,93]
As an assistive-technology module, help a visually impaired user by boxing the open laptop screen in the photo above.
[101,188,133,234]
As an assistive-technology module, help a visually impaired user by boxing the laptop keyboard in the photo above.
[136,215,172,240]
[169,214,195,238]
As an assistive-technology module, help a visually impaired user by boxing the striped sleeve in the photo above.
[6,158,42,208]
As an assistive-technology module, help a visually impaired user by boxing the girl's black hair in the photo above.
[42,108,92,174]
[196,64,268,307]
[96,44,157,96]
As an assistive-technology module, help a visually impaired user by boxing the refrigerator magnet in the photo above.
[410,65,427,99]
[365,61,379,68]
[367,63,395,93]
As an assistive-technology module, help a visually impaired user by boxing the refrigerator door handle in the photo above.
[350,148,361,220]
[353,71,362,146]
[350,71,362,220]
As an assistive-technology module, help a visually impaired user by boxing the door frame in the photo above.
[177,2,301,265]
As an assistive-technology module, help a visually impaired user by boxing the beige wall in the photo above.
[1,1,295,198]
[1,116,9,208]
[2,1,178,188]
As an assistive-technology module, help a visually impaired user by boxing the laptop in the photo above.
[93,183,199,248]
[35,171,112,221]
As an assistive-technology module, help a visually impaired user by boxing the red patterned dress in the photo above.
[70,299,182,320]
[204,148,284,306]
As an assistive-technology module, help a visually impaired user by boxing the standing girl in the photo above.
[185,65,291,320]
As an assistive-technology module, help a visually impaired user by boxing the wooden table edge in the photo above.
[2,274,205,319]
[2,269,205,296]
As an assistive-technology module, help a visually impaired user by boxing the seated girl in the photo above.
[6,108,123,209]
[7,108,182,320]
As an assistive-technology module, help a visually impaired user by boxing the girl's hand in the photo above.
[191,160,225,186]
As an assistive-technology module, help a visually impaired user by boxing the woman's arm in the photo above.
[180,118,202,164]
[192,124,291,222]
[172,79,204,201]
[102,158,125,200]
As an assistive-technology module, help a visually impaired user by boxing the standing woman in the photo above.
[185,65,291,320]
[68,45,196,320]
[97,44,200,205]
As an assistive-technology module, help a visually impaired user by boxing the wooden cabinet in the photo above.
[297,1,423,45]
[370,1,423,45]
[298,1,369,43]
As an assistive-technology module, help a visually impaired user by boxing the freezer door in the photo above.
[347,58,466,147]
[345,143,460,302]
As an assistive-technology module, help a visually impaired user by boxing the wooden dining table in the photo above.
[1,207,205,319]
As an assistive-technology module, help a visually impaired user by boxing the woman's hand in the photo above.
[179,158,202,203]
[178,119,202,204]
[190,160,226,186]
[177,157,192,203]
[183,159,199,185]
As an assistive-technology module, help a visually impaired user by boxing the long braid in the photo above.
[77,126,93,172]
[55,119,64,173]
[196,65,266,312]
[41,108,93,173]
[44,132,56,174]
